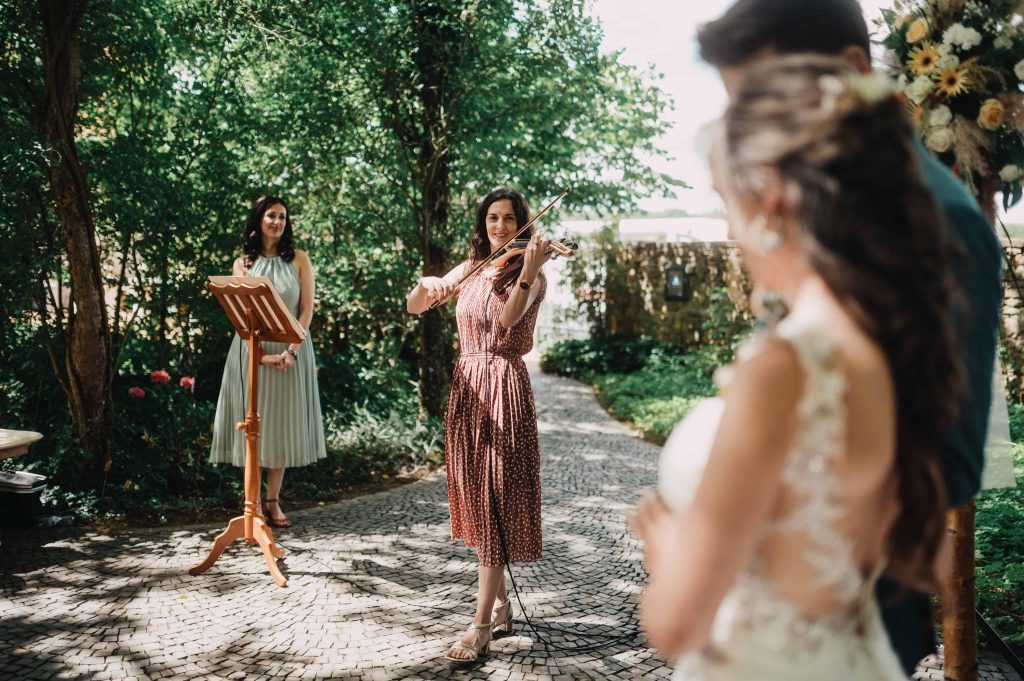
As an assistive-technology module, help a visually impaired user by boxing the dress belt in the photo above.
[459,352,521,361]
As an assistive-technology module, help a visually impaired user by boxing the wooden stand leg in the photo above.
[253,516,287,586]
[942,503,977,681]
[189,515,246,576]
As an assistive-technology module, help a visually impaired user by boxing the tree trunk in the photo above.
[943,503,977,681]
[943,170,996,681]
[416,243,454,419]
[39,0,114,482]
[412,0,458,419]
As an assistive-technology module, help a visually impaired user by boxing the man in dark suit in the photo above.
[695,0,1003,673]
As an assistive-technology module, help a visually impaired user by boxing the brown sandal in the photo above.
[262,499,292,528]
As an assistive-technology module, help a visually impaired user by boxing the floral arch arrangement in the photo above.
[879,0,1024,211]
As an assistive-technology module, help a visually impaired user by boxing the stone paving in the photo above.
[0,366,1020,681]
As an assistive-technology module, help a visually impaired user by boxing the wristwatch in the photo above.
[519,280,531,290]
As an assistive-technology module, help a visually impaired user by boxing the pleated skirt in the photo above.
[445,354,542,567]
[209,333,327,469]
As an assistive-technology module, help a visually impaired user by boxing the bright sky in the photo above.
[592,0,1024,223]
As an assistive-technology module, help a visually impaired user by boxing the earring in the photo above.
[747,214,783,254]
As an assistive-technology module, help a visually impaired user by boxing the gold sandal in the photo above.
[493,598,514,637]
[443,622,493,664]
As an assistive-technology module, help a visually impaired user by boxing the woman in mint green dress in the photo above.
[210,195,326,527]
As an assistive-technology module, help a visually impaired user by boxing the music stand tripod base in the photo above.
[189,276,306,588]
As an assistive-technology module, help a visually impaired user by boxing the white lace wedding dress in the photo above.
[657,317,908,680]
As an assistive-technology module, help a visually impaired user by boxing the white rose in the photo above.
[929,104,953,127]
[926,126,955,153]
[995,34,1014,50]
[907,75,935,104]
[937,54,961,70]
[1016,59,1024,81]
[960,27,982,49]
[944,23,983,50]
[937,42,954,56]
[1001,165,1023,183]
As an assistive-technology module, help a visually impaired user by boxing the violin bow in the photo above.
[428,187,570,310]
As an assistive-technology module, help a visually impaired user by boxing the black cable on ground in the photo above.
[262,264,645,657]
[976,609,1024,678]
[480,270,644,654]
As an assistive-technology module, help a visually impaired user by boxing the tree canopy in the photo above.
[0,0,679,507]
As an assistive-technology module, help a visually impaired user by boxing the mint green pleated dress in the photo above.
[209,255,327,469]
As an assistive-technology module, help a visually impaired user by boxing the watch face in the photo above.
[519,281,530,290]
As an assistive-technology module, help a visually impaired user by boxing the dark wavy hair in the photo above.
[242,195,295,268]
[471,188,532,292]
[724,55,965,590]
[697,0,870,67]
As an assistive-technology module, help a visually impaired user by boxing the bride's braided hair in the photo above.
[725,55,965,590]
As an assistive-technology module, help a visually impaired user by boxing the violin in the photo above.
[427,188,572,310]
[489,237,579,269]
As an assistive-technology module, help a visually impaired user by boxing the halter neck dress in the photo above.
[209,255,326,469]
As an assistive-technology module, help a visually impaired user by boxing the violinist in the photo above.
[407,187,561,665]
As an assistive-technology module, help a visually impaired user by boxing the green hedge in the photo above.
[542,336,719,444]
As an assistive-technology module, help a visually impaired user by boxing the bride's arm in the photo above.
[633,343,803,660]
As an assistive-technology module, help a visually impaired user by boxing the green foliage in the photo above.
[593,349,719,444]
[0,0,676,509]
[540,335,683,381]
[314,407,444,484]
[975,403,1024,652]
[695,286,754,370]
[562,225,753,346]
[562,224,621,340]
[109,372,219,508]
[541,336,719,444]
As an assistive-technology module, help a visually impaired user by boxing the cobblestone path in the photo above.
[0,366,1019,680]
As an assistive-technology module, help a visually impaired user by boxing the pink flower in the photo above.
[179,376,195,391]
[128,387,146,398]
[150,369,171,384]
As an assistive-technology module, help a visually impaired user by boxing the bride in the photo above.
[629,55,962,680]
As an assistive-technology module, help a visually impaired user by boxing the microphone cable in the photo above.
[478,267,644,654]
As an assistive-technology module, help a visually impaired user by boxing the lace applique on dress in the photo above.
[663,318,908,680]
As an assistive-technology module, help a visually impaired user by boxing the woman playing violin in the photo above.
[407,187,553,665]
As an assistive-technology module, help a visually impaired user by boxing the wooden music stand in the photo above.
[189,276,306,587]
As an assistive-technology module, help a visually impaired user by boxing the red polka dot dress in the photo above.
[444,269,546,567]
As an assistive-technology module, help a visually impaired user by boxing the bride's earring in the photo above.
[747,214,783,255]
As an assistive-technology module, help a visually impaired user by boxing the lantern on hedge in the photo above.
[664,263,692,302]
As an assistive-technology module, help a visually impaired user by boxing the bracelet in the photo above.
[286,348,298,360]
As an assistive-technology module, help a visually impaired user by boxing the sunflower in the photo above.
[934,67,970,97]
[908,43,940,75]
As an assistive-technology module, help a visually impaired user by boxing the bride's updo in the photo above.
[724,55,965,590]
